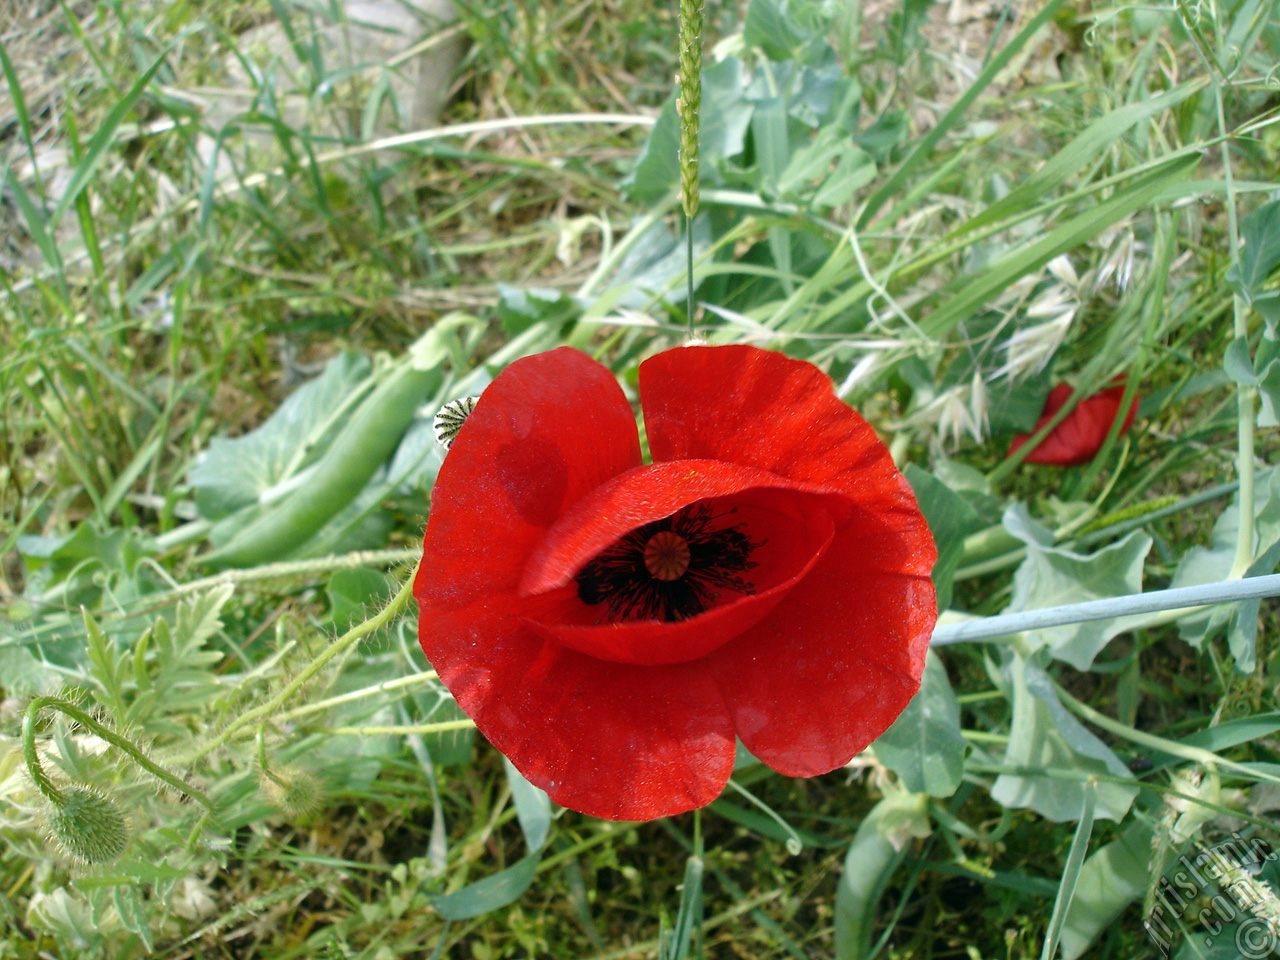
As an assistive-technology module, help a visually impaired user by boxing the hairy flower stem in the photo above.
[678,0,704,332]
[22,696,216,812]
[183,561,420,764]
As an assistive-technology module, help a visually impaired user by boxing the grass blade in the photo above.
[1040,783,1097,960]
[857,0,1072,228]
[49,46,171,227]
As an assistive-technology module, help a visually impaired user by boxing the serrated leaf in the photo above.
[111,884,154,952]
[83,609,127,717]
[1001,505,1152,670]
[495,284,580,336]
[992,655,1137,822]
[874,651,967,797]
[173,583,235,665]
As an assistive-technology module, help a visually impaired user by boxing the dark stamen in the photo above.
[575,503,763,622]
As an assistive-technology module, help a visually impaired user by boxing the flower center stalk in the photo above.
[575,502,763,623]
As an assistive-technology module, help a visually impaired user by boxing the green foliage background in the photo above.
[2,0,1279,957]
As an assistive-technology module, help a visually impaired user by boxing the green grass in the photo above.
[3,0,1280,957]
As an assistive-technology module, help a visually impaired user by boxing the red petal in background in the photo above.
[1009,382,1138,466]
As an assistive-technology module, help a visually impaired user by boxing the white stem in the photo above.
[932,574,1280,645]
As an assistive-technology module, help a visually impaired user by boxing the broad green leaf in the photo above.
[834,792,927,959]
[325,568,394,631]
[495,283,580,336]
[904,465,986,612]
[1223,335,1257,385]
[1002,505,1152,670]
[1255,333,1280,426]
[626,58,753,203]
[432,852,542,921]
[190,352,372,521]
[1225,200,1280,312]
[992,655,1137,822]
[1172,466,1280,671]
[874,651,966,797]
[744,0,808,59]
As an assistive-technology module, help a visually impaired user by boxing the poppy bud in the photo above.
[45,787,129,864]
[257,764,324,819]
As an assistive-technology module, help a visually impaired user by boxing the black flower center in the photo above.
[575,502,763,623]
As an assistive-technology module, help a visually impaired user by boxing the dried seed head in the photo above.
[45,787,129,864]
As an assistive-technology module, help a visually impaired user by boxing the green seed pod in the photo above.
[46,787,129,864]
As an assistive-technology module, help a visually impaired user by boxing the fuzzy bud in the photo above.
[258,765,325,820]
[46,787,129,864]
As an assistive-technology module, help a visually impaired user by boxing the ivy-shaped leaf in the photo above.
[991,654,1137,822]
[1173,466,1280,672]
[1002,504,1152,670]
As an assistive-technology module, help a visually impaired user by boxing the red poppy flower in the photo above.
[414,345,937,821]
[1008,381,1138,466]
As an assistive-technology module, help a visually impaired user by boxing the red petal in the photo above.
[1009,382,1139,466]
[416,347,641,604]
[521,458,851,594]
[708,508,936,776]
[422,605,735,820]
[524,482,841,665]
[640,345,907,511]
[416,349,736,820]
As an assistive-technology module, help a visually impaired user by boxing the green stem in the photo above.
[183,561,420,763]
[275,668,440,723]
[23,696,216,812]
[1216,83,1256,578]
